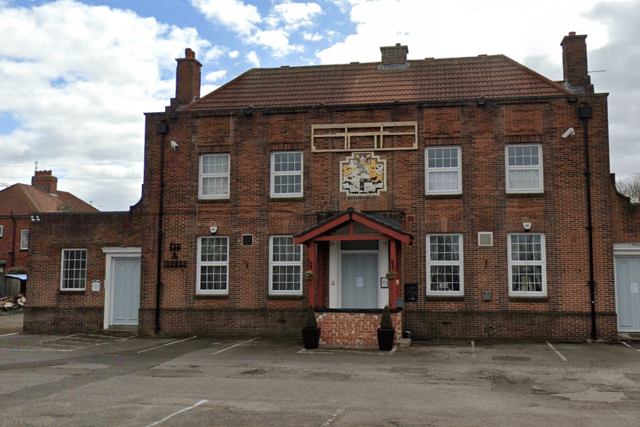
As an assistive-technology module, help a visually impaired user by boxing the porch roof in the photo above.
[294,207,414,246]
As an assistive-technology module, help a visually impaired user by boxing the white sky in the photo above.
[0,0,638,211]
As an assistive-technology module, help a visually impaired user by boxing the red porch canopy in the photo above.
[294,208,413,309]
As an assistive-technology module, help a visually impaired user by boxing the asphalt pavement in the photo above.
[1,313,640,426]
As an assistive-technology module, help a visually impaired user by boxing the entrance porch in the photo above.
[295,208,413,347]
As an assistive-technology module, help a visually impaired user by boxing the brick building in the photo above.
[0,171,97,274]
[24,33,640,343]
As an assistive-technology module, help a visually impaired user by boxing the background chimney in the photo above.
[561,32,594,94]
[32,170,57,194]
[174,48,203,108]
[380,43,409,66]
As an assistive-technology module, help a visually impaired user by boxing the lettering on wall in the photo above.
[165,243,186,269]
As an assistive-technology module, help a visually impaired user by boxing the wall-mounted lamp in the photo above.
[522,222,532,231]
[170,141,179,151]
[30,215,41,222]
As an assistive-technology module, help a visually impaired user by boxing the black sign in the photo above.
[404,283,418,302]
[164,260,187,269]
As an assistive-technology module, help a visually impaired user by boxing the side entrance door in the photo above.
[112,258,141,326]
[341,253,378,309]
[615,256,640,332]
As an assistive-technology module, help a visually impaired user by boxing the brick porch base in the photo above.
[315,310,403,347]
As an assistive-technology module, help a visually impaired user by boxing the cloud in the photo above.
[271,2,322,31]
[188,0,261,35]
[0,0,210,210]
[303,32,323,41]
[229,50,240,58]
[248,29,304,57]
[246,51,260,67]
[204,70,228,82]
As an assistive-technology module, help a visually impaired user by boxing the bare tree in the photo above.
[616,173,640,203]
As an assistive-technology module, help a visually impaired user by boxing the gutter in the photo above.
[579,104,597,340]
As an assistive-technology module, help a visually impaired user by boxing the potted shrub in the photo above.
[301,306,320,349]
[377,305,395,351]
[385,271,397,280]
[303,270,314,280]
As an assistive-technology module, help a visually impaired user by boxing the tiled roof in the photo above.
[0,184,98,216]
[188,55,571,111]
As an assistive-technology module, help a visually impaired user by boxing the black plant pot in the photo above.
[302,327,320,349]
[377,328,395,351]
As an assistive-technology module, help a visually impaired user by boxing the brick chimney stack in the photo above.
[32,170,57,194]
[561,32,594,94]
[174,48,203,108]
[380,43,409,66]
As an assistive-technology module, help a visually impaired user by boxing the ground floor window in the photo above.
[426,234,463,295]
[269,235,302,295]
[60,249,87,290]
[508,233,546,296]
[197,236,228,294]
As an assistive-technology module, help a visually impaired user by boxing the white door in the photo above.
[341,253,378,309]
[615,256,640,332]
[112,258,141,326]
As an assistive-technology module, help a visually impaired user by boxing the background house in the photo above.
[0,170,97,274]
[24,33,640,344]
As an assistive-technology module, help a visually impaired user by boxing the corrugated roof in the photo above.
[0,184,98,216]
[188,55,571,111]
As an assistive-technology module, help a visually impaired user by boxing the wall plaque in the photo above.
[340,152,386,195]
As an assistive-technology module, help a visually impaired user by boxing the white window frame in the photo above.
[270,151,303,198]
[20,230,28,250]
[426,234,464,296]
[197,236,229,295]
[505,144,543,193]
[0,225,3,237]
[60,249,87,291]
[425,146,462,195]
[508,233,547,297]
[199,154,230,199]
[269,235,303,295]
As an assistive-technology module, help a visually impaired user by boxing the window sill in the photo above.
[270,197,304,202]
[425,295,464,301]
[267,294,304,300]
[509,296,548,302]
[195,294,229,299]
[59,290,86,294]
[198,198,230,203]
[424,194,463,199]
[506,193,544,198]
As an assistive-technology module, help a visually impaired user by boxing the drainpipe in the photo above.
[579,104,596,340]
[155,120,168,334]
[9,211,17,268]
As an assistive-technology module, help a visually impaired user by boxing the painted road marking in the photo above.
[321,406,346,427]
[0,332,19,338]
[471,340,475,358]
[621,341,640,353]
[212,337,259,355]
[137,336,198,354]
[145,399,208,427]
[546,341,568,362]
[7,333,134,352]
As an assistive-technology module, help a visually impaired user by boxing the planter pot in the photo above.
[377,328,395,351]
[302,327,320,349]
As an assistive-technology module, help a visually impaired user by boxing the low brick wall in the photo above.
[23,306,103,334]
[316,310,403,347]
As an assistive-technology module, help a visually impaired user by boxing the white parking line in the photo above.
[546,341,568,362]
[0,332,19,338]
[8,333,135,352]
[321,406,346,427]
[471,340,475,358]
[137,336,198,354]
[620,341,640,353]
[145,399,208,427]
[212,337,259,355]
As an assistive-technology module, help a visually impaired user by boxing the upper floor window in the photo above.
[271,152,303,197]
[505,144,543,193]
[269,235,303,295]
[426,234,463,295]
[197,236,228,294]
[20,230,29,250]
[0,225,3,238]
[425,147,461,195]
[199,154,229,199]
[61,249,87,290]
[508,233,546,296]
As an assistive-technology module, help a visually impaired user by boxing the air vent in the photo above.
[242,235,253,246]
[478,232,493,247]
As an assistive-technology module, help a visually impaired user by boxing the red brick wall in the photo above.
[317,310,402,347]
[0,216,30,271]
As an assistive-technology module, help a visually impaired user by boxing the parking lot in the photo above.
[1,315,640,426]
